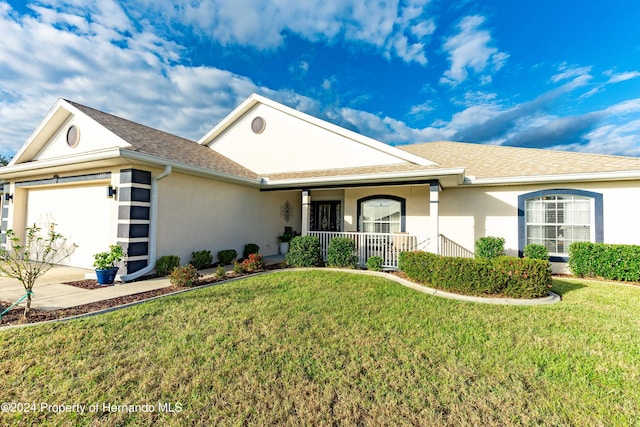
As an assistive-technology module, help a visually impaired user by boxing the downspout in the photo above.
[120,165,172,282]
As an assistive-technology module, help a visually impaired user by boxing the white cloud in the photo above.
[440,15,508,86]
[551,63,592,83]
[127,0,434,65]
[552,119,640,156]
[607,70,640,84]
[339,107,450,144]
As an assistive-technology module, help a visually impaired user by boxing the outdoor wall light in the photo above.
[107,186,117,198]
[4,193,13,202]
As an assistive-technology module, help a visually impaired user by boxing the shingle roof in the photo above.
[399,141,640,179]
[67,101,259,180]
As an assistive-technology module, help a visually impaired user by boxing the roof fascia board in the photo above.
[464,170,640,186]
[199,93,436,166]
[10,98,71,165]
[261,167,466,189]
[0,147,124,178]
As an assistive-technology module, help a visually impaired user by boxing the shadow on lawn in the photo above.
[551,278,587,296]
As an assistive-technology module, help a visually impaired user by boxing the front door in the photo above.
[310,201,341,231]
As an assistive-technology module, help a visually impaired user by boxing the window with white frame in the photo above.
[359,197,404,233]
[525,194,593,256]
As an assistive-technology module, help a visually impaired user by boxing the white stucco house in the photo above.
[1,94,640,279]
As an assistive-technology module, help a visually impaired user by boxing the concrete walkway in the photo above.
[1,255,287,312]
[0,266,174,312]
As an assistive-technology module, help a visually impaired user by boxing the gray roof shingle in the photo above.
[68,100,259,180]
[399,141,640,179]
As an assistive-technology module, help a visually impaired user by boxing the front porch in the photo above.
[308,231,473,269]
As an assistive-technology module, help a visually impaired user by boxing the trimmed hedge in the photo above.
[217,249,238,266]
[286,235,323,267]
[327,237,358,268]
[569,242,640,282]
[190,250,213,270]
[523,244,549,261]
[366,256,384,272]
[399,251,551,299]
[243,243,260,258]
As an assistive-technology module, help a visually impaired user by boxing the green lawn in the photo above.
[1,270,639,426]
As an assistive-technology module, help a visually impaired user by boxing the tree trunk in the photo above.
[22,292,32,322]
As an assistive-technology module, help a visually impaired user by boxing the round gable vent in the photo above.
[66,125,80,148]
[251,116,266,134]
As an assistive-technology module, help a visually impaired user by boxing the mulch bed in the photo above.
[1,265,283,328]
[0,286,185,327]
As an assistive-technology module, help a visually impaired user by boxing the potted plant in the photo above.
[93,244,125,285]
[277,228,295,255]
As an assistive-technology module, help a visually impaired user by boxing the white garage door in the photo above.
[26,185,114,269]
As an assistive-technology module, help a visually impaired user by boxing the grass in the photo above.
[1,270,639,426]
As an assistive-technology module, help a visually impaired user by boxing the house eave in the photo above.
[0,147,125,179]
[260,167,466,190]
[463,170,640,186]
[118,149,262,187]
[0,148,262,187]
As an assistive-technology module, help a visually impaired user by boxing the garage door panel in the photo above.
[26,185,114,268]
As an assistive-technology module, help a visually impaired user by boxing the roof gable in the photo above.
[199,94,436,174]
[9,99,130,165]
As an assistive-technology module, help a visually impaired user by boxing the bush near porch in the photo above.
[569,242,640,282]
[399,251,551,299]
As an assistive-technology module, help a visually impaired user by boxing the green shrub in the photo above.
[366,256,384,272]
[190,250,213,270]
[399,251,439,283]
[243,243,260,258]
[232,260,245,275]
[569,242,640,282]
[217,249,238,266]
[169,264,200,287]
[286,235,323,267]
[524,244,549,261]
[327,237,358,268]
[400,251,551,299]
[241,253,265,272]
[475,236,506,259]
[156,255,180,276]
[215,265,226,280]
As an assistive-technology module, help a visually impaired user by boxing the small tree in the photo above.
[0,224,75,320]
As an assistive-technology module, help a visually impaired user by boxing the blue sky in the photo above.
[1,0,639,158]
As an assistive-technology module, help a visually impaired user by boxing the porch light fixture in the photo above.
[4,193,13,202]
[107,186,117,198]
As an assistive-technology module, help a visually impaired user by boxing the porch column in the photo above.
[301,190,311,236]
[430,182,440,254]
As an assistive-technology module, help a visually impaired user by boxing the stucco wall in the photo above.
[438,180,640,256]
[343,185,432,234]
[155,172,301,264]
[210,103,408,174]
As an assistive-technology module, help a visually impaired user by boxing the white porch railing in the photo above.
[439,234,474,258]
[308,231,430,269]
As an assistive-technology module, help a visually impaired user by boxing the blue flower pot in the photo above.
[95,267,119,285]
